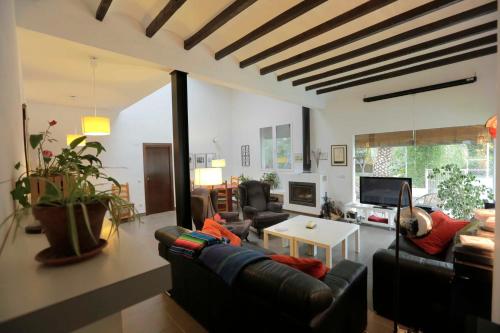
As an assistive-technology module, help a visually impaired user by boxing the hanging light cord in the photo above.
[91,57,97,117]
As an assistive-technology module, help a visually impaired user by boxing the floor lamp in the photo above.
[194,167,223,218]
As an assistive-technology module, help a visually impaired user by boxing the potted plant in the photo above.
[261,171,280,189]
[2,120,127,260]
[429,164,493,219]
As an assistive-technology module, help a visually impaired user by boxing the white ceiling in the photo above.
[15,0,498,108]
[18,28,171,112]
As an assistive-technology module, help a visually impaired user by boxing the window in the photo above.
[260,127,273,169]
[276,124,292,170]
[354,125,494,202]
[259,124,292,170]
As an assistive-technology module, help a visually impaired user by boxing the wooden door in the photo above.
[143,143,174,215]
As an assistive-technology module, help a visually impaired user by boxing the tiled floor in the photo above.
[121,210,395,332]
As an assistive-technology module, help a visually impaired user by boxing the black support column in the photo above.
[170,70,192,229]
[302,107,311,173]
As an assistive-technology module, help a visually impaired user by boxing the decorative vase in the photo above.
[32,201,107,256]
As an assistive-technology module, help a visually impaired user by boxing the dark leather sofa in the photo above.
[239,180,289,236]
[155,225,368,333]
[373,236,455,333]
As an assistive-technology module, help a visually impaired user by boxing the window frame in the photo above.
[259,123,293,171]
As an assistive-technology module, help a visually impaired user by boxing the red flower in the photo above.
[42,150,53,158]
[48,120,57,126]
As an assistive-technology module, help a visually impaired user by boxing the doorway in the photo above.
[143,143,175,215]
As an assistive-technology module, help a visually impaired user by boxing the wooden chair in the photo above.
[215,181,229,212]
[230,176,240,211]
[111,183,136,222]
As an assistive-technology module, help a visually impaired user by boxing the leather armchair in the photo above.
[239,180,289,236]
[191,188,251,240]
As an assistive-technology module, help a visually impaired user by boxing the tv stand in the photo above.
[344,202,396,229]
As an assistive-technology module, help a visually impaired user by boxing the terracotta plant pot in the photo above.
[33,201,107,256]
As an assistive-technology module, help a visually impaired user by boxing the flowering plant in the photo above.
[28,120,61,177]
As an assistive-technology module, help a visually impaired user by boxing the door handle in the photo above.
[147,176,151,182]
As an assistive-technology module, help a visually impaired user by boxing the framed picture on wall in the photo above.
[241,145,250,167]
[331,145,347,166]
[195,154,206,168]
[189,154,195,170]
[206,153,216,167]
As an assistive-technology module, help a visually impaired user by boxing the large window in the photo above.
[276,124,292,170]
[260,124,292,170]
[354,125,494,201]
[260,127,273,169]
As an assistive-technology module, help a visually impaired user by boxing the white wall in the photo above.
[0,0,25,223]
[311,55,497,207]
[229,91,303,185]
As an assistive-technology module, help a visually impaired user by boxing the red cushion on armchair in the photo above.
[270,255,329,280]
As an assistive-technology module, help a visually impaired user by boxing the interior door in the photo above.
[143,143,174,215]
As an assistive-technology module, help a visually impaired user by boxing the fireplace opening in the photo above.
[289,182,316,207]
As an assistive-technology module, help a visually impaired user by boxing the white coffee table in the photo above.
[263,215,360,268]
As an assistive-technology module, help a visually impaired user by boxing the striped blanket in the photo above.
[169,231,220,259]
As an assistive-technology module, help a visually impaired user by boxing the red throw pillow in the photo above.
[213,213,226,224]
[270,255,329,280]
[410,212,468,255]
[202,218,241,246]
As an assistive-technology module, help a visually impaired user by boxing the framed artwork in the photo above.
[241,145,250,167]
[206,153,216,167]
[195,154,206,168]
[189,154,194,170]
[331,145,347,166]
[294,153,303,162]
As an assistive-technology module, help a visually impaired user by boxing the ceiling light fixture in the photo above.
[82,57,110,136]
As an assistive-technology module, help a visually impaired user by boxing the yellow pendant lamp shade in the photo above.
[82,116,110,136]
[66,134,86,146]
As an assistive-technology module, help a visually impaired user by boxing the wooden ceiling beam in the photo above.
[293,20,497,86]
[215,0,327,60]
[96,0,113,21]
[239,0,397,68]
[184,0,257,50]
[282,2,497,82]
[307,35,496,90]
[260,0,462,75]
[316,46,497,94]
[146,0,187,38]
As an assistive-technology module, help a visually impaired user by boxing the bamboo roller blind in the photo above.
[355,125,491,148]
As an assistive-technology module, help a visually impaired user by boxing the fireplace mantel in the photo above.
[281,173,327,215]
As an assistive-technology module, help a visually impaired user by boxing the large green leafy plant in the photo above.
[1,120,128,255]
[429,164,493,219]
[261,171,280,189]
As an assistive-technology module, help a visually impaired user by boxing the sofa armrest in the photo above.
[372,249,454,330]
[243,205,258,218]
[267,202,283,213]
[155,226,190,248]
[219,211,240,222]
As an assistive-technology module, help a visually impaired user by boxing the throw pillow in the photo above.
[213,213,226,224]
[203,218,241,246]
[270,255,329,280]
[410,212,468,255]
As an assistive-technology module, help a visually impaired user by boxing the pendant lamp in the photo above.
[82,57,110,136]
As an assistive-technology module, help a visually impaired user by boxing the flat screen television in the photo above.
[359,176,412,208]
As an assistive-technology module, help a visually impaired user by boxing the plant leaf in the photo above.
[14,162,21,170]
[29,134,44,149]
[80,203,97,245]
[66,204,81,256]
[70,136,87,149]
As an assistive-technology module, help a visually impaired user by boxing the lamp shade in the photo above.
[211,159,226,168]
[66,134,86,146]
[194,168,222,186]
[82,116,110,136]
[485,114,497,139]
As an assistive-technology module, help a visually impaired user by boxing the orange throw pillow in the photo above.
[270,255,329,280]
[213,213,226,224]
[202,218,241,246]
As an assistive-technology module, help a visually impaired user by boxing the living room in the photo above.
[1,1,500,333]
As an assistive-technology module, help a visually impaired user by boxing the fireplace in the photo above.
[289,182,316,207]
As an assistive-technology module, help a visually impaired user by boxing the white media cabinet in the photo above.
[344,202,396,229]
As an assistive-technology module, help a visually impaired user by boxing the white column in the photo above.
[493,8,500,324]
[0,0,25,223]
